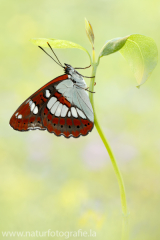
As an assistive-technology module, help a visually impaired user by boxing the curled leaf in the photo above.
[85,18,94,48]
[99,36,129,57]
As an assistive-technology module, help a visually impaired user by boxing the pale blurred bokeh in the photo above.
[1,0,160,239]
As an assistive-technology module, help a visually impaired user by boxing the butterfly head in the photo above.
[64,63,82,77]
[64,63,76,74]
[64,63,87,88]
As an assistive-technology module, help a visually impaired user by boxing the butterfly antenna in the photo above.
[75,65,91,70]
[38,46,64,68]
[47,42,64,68]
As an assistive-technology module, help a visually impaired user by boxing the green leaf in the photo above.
[99,36,129,57]
[99,34,158,86]
[30,38,91,62]
[85,18,94,48]
[119,34,158,86]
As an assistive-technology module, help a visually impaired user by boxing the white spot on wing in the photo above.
[47,97,57,109]
[33,106,38,114]
[76,108,86,119]
[61,105,68,117]
[55,103,63,117]
[31,102,35,111]
[71,107,78,118]
[15,112,18,117]
[18,114,22,119]
[29,100,33,107]
[50,101,60,114]
[45,89,50,98]
[68,111,71,117]
[28,127,42,130]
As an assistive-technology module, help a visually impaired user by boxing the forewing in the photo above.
[9,74,68,131]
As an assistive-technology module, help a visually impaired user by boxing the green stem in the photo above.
[89,49,128,216]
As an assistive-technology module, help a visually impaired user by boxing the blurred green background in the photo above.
[1,0,160,239]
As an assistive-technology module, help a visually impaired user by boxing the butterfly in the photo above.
[9,42,94,138]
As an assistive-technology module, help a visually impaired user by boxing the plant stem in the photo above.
[89,49,128,216]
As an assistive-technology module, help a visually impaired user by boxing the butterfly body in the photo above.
[10,64,94,138]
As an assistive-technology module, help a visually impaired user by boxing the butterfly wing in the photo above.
[10,75,94,138]
[9,74,68,131]
[41,79,94,138]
